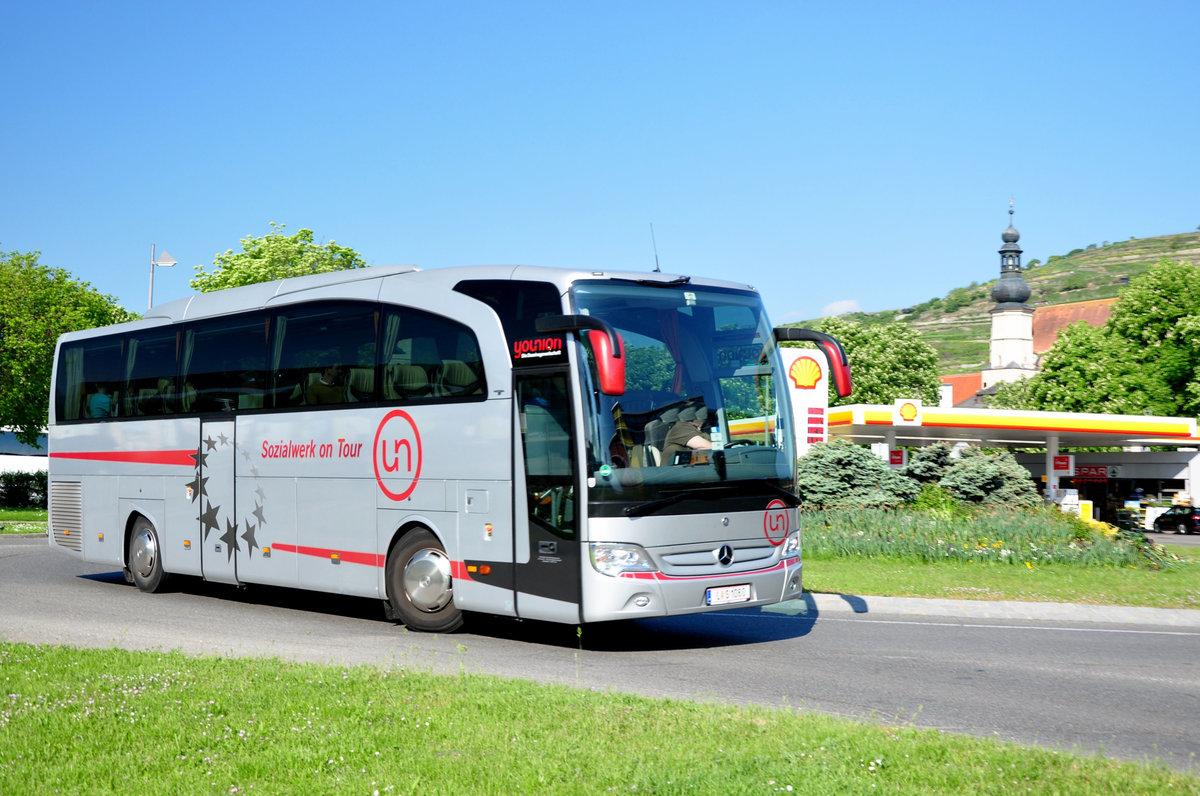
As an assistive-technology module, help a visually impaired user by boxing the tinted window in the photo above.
[182,313,270,412]
[273,302,378,407]
[454,279,563,364]
[380,307,486,402]
[56,337,125,421]
[125,330,180,417]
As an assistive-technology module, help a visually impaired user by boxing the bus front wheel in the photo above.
[385,528,463,633]
[127,516,170,593]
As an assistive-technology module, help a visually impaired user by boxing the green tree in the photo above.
[992,258,1196,417]
[191,223,367,292]
[992,321,1174,415]
[0,250,135,446]
[1105,258,1200,416]
[808,316,941,407]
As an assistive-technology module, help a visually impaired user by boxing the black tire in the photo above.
[385,528,463,632]
[127,516,170,593]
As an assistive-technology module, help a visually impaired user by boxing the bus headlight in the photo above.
[590,542,658,577]
[782,531,801,558]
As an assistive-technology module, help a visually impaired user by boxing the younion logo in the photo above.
[374,410,422,501]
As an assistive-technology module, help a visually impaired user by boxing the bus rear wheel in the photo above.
[385,528,463,633]
[127,516,170,593]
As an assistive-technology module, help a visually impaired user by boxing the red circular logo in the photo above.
[373,410,422,501]
[763,499,790,546]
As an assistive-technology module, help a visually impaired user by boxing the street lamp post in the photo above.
[148,243,177,310]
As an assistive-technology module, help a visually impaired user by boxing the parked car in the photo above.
[1152,505,1200,534]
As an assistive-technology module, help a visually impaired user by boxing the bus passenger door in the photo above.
[198,419,239,584]
[514,371,582,623]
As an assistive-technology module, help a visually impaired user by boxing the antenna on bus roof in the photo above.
[650,223,661,272]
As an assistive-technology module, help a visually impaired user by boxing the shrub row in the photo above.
[0,471,48,509]
[795,441,1039,510]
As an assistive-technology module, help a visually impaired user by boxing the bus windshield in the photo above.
[571,280,796,516]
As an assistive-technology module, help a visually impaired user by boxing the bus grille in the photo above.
[50,482,83,552]
[658,541,777,576]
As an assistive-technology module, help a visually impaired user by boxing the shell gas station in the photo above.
[774,204,1200,529]
[824,400,1200,524]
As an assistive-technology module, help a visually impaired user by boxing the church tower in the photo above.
[981,201,1038,388]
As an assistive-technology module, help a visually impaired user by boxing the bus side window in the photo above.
[272,302,378,408]
[381,309,486,404]
[181,313,270,414]
[122,331,179,417]
[56,338,125,422]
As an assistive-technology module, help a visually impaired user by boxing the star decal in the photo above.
[185,473,209,503]
[219,518,241,562]
[204,435,218,452]
[241,521,258,558]
[255,485,265,502]
[198,501,221,539]
[218,432,230,447]
[191,448,209,468]
[252,502,266,526]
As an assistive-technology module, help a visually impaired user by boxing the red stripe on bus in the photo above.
[49,449,197,466]
[619,561,788,581]
[271,543,386,568]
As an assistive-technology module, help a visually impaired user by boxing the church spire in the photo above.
[991,199,1031,305]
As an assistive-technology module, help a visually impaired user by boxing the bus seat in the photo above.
[441,359,481,396]
[643,418,664,466]
[347,367,375,402]
[388,364,430,400]
[238,393,264,409]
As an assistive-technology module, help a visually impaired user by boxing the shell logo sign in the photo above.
[788,356,823,390]
[893,399,922,426]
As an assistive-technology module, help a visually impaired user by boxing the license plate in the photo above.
[705,584,751,605]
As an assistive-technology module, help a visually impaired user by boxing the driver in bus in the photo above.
[662,405,713,463]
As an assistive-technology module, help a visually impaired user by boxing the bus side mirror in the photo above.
[773,327,853,398]
[535,315,626,396]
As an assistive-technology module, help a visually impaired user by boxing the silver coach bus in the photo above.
[48,265,850,631]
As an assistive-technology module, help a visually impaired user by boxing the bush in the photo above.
[0,471,47,509]
[795,441,919,508]
[938,449,1040,508]
[903,443,955,483]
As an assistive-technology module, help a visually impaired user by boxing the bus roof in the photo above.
[60,264,760,342]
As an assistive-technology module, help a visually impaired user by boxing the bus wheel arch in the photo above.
[384,524,463,633]
[125,514,171,593]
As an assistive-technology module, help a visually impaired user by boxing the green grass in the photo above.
[801,506,1168,569]
[0,642,1194,794]
[803,546,1200,609]
[0,509,45,535]
[798,507,1200,608]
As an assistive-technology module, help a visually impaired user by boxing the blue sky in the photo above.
[3,0,1198,325]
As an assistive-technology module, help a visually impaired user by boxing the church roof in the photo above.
[1032,297,1116,353]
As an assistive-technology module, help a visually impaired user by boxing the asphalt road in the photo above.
[2,535,1197,772]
